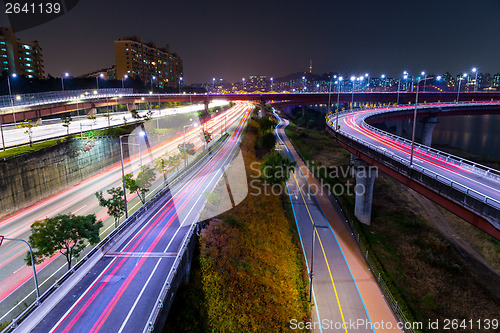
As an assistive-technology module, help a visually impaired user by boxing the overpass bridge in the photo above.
[3,90,500,125]
[326,102,500,240]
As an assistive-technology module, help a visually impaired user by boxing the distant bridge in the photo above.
[2,90,500,124]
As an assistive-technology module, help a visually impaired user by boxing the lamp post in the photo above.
[421,71,427,92]
[179,77,183,93]
[350,76,356,107]
[61,72,69,91]
[327,75,336,115]
[309,224,328,302]
[2,237,40,304]
[150,76,156,93]
[212,77,215,92]
[270,77,273,91]
[8,73,17,125]
[335,76,343,131]
[380,74,386,91]
[364,73,369,90]
[121,75,128,89]
[183,122,198,167]
[96,73,104,90]
[471,67,478,92]
[119,132,145,219]
[410,76,438,166]
[242,78,245,91]
[397,74,407,105]
[457,73,468,103]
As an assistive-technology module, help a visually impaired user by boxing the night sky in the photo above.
[7,0,500,83]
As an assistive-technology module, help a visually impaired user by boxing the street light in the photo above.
[421,71,427,92]
[457,73,468,103]
[151,76,156,93]
[309,223,328,302]
[409,76,439,166]
[270,77,274,91]
[179,76,183,93]
[381,74,386,91]
[61,72,69,91]
[183,122,198,167]
[96,73,104,90]
[471,67,478,92]
[350,76,356,107]
[121,74,128,89]
[8,73,17,125]
[242,78,245,91]
[397,73,407,105]
[2,237,40,304]
[335,76,343,130]
[119,132,145,219]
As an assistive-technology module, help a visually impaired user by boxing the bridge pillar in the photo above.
[86,108,97,117]
[420,117,438,147]
[259,100,266,118]
[126,103,136,112]
[350,154,377,225]
[396,119,404,137]
[204,99,209,115]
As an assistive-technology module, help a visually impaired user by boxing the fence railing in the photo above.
[0,88,133,112]
[356,102,500,182]
[326,103,500,213]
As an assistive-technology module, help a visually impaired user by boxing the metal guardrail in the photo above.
[326,103,500,212]
[356,102,500,182]
[2,129,233,332]
[0,89,133,112]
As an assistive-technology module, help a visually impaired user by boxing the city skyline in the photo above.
[5,0,499,83]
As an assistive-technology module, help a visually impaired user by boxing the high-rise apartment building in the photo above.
[114,36,182,89]
[0,27,44,79]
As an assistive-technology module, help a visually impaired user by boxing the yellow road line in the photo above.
[291,170,349,333]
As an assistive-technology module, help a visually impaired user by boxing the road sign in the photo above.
[0,236,4,246]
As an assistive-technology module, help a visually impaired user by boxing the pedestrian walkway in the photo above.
[275,113,401,333]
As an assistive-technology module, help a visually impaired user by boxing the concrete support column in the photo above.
[204,100,209,115]
[420,117,438,147]
[259,100,266,118]
[350,154,377,225]
[126,103,136,112]
[86,108,97,117]
[396,119,404,137]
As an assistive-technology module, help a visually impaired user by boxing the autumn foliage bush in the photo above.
[199,119,309,332]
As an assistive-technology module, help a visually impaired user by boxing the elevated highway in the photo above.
[3,90,500,124]
[326,102,500,239]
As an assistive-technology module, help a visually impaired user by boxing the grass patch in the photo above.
[0,139,64,159]
[165,117,310,332]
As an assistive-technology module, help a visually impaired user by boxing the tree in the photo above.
[260,150,295,185]
[17,119,37,146]
[201,127,212,145]
[95,187,126,228]
[154,153,182,184]
[124,164,156,204]
[177,142,196,156]
[26,214,102,270]
[258,116,274,133]
[61,115,72,135]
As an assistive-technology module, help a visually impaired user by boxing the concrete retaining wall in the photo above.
[0,137,125,218]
